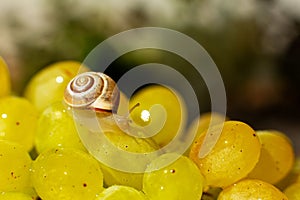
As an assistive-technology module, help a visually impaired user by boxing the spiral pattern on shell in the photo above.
[64,72,120,111]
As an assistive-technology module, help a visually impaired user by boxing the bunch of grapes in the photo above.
[0,56,299,199]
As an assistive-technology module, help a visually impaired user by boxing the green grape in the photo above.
[31,148,104,200]
[0,140,32,192]
[96,185,147,200]
[277,157,300,190]
[189,121,261,188]
[0,192,33,200]
[284,182,300,200]
[0,57,11,97]
[184,112,228,156]
[129,85,187,147]
[218,179,288,200]
[35,101,86,154]
[98,128,159,190]
[0,96,38,151]
[143,153,205,200]
[248,130,295,184]
[24,61,87,112]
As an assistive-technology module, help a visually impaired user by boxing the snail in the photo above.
[64,71,120,115]
[64,71,139,133]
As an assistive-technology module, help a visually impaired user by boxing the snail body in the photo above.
[64,72,120,114]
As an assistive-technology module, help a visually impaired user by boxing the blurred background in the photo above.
[0,0,299,154]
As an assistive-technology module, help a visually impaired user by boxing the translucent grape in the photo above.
[218,179,288,200]
[189,121,261,188]
[184,112,227,156]
[98,128,159,190]
[0,192,33,200]
[277,157,300,190]
[0,96,38,151]
[248,130,295,184]
[0,140,32,192]
[35,101,86,154]
[143,153,205,200]
[0,57,11,97]
[284,182,300,200]
[129,85,187,147]
[24,61,87,112]
[96,185,147,200]
[31,148,104,200]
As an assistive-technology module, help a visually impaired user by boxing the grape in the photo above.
[184,112,227,156]
[24,61,87,112]
[0,140,32,193]
[0,192,33,200]
[218,179,288,200]
[31,148,104,200]
[277,157,300,190]
[129,85,187,147]
[96,185,147,200]
[189,121,261,188]
[97,128,159,190]
[0,57,11,97]
[35,101,86,154]
[0,96,38,151]
[284,182,300,200]
[188,112,228,139]
[143,153,205,200]
[248,130,295,184]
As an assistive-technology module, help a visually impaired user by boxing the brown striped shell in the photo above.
[64,72,120,113]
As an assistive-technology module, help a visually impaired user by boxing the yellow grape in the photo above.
[184,112,227,155]
[35,101,86,154]
[98,128,159,190]
[31,148,104,200]
[189,121,261,188]
[218,179,288,200]
[284,182,300,200]
[96,185,147,200]
[277,157,300,190]
[24,61,87,112]
[0,57,11,97]
[0,140,32,193]
[143,153,205,200]
[0,192,33,200]
[248,130,295,184]
[0,96,38,151]
[129,85,187,147]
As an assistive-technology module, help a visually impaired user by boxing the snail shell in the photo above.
[64,72,120,113]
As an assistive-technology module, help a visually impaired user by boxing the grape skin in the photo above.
[284,182,300,200]
[218,179,288,200]
[97,128,159,190]
[31,148,104,200]
[129,85,187,147]
[248,130,295,184]
[143,153,205,200]
[0,140,32,193]
[24,61,86,112]
[0,96,38,151]
[35,101,86,154]
[96,185,147,200]
[189,121,261,188]
[0,57,11,97]
[0,192,33,200]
